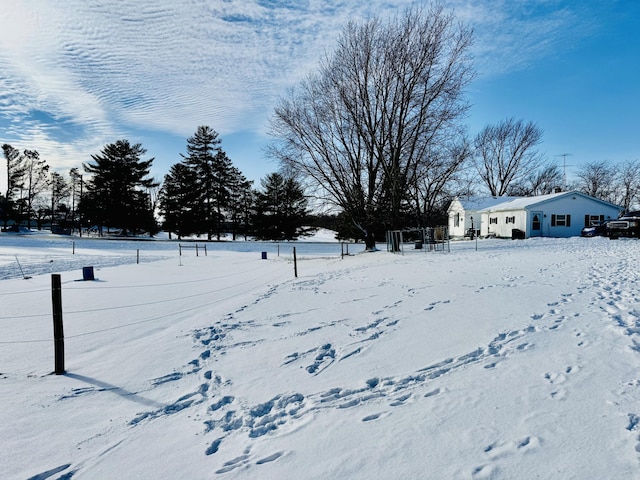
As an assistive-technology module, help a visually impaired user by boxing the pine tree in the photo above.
[182,126,237,240]
[159,162,199,238]
[227,167,253,240]
[81,140,157,235]
[253,173,310,240]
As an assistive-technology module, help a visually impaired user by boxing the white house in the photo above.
[448,191,623,239]
[448,196,520,238]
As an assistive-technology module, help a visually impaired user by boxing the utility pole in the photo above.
[557,153,573,191]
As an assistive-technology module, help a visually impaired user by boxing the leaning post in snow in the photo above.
[293,247,298,278]
[137,249,140,264]
[51,274,65,375]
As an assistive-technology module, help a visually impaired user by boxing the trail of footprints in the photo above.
[586,261,640,460]
[120,272,640,473]
[128,313,563,472]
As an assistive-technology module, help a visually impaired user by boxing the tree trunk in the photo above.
[364,229,376,251]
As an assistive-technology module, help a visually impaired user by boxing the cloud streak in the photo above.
[0,0,604,176]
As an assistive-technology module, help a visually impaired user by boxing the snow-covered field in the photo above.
[2,233,640,479]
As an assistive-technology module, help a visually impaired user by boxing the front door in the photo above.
[530,211,543,236]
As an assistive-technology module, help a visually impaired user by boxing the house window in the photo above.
[489,217,498,225]
[454,213,460,227]
[551,214,571,227]
[505,216,515,224]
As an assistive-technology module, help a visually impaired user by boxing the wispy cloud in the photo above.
[0,0,604,174]
[455,0,595,76]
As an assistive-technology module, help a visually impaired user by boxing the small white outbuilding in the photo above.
[448,191,623,239]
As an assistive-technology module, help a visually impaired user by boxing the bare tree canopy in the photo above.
[575,159,640,210]
[474,117,544,196]
[268,4,474,248]
[613,159,640,210]
[575,160,618,203]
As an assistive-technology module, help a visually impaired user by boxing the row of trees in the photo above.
[3,128,637,242]
[158,126,310,240]
[1,129,311,241]
[1,144,83,231]
[3,7,637,243]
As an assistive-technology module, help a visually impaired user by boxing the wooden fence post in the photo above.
[293,247,298,278]
[51,274,65,375]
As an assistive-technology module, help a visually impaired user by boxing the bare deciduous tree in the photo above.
[2,144,27,226]
[269,5,474,249]
[473,118,544,196]
[507,162,563,196]
[575,160,618,204]
[615,159,640,210]
[410,139,473,224]
[21,149,50,228]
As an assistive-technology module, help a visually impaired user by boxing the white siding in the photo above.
[485,210,527,238]
[447,198,466,238]
[447,191,621,240]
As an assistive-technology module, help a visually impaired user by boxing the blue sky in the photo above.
[1,0,638,192]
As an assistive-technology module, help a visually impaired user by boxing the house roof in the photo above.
[454,196,521,211]
[451,191,623,214]
[486,191,622,212]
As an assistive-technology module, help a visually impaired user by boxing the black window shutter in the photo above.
[551,214,556,226]
[567,214,571,227]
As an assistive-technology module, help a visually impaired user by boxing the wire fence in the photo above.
[0,256,293,348]
[0,239,365,376]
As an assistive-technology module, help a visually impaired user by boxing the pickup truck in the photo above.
[607,211,640,239]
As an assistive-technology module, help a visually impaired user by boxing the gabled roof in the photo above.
[453,195,521,211]
[451,191,623,215]
[486,192,566,211]
[486,191,622,212]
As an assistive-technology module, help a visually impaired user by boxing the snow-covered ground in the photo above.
[1,233,640,479]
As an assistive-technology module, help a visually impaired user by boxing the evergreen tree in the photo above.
[253,173,310,240]
[181,126,236,240]
[81,140,157,235]
[159,162,199,238]
[181,126,221,240]
[227,167,253,240]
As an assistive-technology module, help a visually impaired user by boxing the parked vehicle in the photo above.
[580,220,610,237]
[607,211,640,239]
